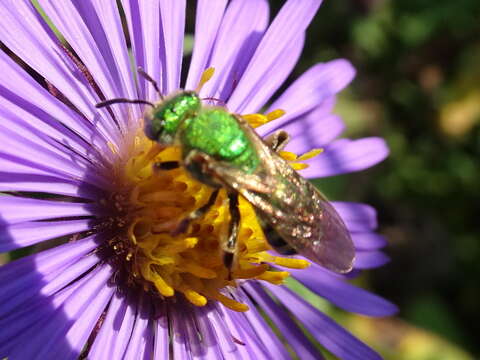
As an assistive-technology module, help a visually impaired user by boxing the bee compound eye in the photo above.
[143,121,155,140]
[144,119,162,141]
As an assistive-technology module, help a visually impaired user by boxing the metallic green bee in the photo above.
[97,70,355,273]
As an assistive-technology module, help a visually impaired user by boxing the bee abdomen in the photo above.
[262,224,297,255]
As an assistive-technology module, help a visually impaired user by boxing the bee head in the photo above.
[144,91,201,145]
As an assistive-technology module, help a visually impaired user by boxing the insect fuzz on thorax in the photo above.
[96,67,355,275]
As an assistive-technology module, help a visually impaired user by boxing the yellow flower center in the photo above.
[104,115,318,312]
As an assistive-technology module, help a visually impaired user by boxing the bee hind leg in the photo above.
[263,224,297,255]
[171,189,220,236]
[222,192,240,278]
[264,130,290,152]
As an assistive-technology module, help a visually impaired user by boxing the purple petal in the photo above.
[177,306,212,359]
[0,236,98,310]
[124,296,154,360]
[282,114,346,154]
[170,306,192,359]
[0,58,115,171]
[88,293,127,359]
[288,264,398,316]
[300,137,389,178]
[159,0,186,93]
[109,295,139,359]
[0,235,96,279]
[0,252,99,318]
[352,232,387,251]
[0,73,94,160]
[0,268,89,356]
[122,0,161,101]
[231,31,305,114]
[78,0,142,121]
[0,3,92,114]
[0,1,120,144]
[355,251,390,269]
[258,96,337,136]
[234,290,291,359]
[0,153,63,178]
[185,0,228,90]
[192,306,226,359]
[49,276,114,360]
[244,282,323,360]
[9,265,113,360]
[0,141,108,190]
[0,219,91,252]
[332,202,378,232]
[260,59,355,135]
[0,172,100,200]
[266,284,383,360]
[0,111,93,172]
[154,303,169,359]
[0,50,105,151]
[201,0,269,100]
[0,196,92,224]
[228,0,323,113]
[220,304,271,359]
[199,303,240,358]
[37,0,130,135]
[0,128,90,180]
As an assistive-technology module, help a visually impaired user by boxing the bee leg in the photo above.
[264,130,290,152]
[171,189,220,236]
[153,161,180,171]
[223,191,240,277]
[262,223,297,255]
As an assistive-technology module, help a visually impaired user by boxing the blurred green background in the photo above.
[274,0,479,359]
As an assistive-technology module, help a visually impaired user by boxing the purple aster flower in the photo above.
[0,1,397,359]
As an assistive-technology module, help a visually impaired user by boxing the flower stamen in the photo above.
[279,148,324,170]
[196,67,216,93]
[243,109,286,128]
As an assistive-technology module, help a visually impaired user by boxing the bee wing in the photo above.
[231,116,355,273]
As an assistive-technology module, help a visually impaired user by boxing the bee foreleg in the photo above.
[223,192,240,275]
[171,189,220,236]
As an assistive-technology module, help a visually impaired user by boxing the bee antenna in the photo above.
[95,98,155,109]
[138,67,163,100]
[202,96,226,107]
